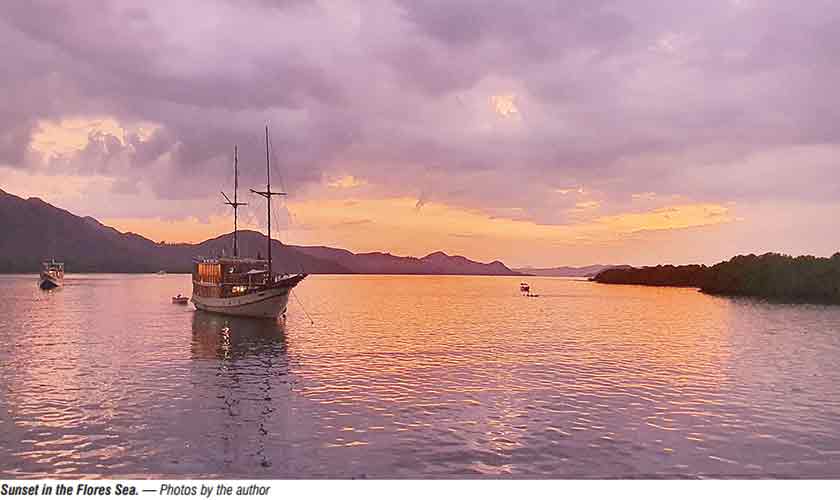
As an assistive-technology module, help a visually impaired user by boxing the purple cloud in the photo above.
[1,0,839,229]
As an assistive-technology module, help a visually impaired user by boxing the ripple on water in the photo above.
[2,275,840,478]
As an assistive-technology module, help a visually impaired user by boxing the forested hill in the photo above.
[0,188,348,273]
[591,253,840,304]
[0,189,521,276]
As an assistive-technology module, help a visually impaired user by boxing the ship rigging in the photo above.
[190,126,307,319]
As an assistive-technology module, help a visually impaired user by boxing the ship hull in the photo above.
[39,272,62,290]
[192,286,291,319]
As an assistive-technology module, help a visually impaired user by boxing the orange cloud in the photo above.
[0,167,114,200]
[98,196,734,267]
[490,94,519,118]
[30,116,159,158]
[326,175,367,189]
[595,204,734,235]
[101,215,259,244]
[281,197,735,261]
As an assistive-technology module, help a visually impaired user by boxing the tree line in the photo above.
[591,252,840,304]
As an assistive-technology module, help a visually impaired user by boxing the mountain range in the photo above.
[514,264,633,277]
[0,188,522,275]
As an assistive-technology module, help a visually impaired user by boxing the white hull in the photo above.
[192,286,291,319]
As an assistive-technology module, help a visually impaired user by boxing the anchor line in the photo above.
[291,289,315,326]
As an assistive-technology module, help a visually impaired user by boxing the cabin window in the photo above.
[197,263,222,284]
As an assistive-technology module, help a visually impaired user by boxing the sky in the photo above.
[1,0,839,267]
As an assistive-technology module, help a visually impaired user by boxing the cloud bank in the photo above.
[1,0,839,265]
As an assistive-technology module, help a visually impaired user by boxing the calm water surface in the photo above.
[1,274,840,478]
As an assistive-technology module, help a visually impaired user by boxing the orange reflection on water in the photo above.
[3,274,840,478]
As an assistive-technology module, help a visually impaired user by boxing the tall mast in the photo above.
[266,126,271,272]
[222,146,246,257]
[250,125,286,276]
[235,146,239,257]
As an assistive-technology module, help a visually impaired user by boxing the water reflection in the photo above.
[190,311,288,361]
[3,275,840,478]
[189,312,290,470]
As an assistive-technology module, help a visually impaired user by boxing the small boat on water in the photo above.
[157,270,167,275]
[172,294,189,305]
[39,260,64,290]
[520,281,539,297]
[191,127,307,319]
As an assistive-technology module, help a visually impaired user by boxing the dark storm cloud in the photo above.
[394,0,631,54]
[2,0,840,223]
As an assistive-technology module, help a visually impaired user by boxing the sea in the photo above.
[1,274,839,479]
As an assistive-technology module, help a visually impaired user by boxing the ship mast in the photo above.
[222,146,246,257]
[250,126,286,276]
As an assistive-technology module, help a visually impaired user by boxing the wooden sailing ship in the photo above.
[190,127,307,319]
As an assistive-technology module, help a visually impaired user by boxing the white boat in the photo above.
[192,258,306,317]
[191,127,307,319]
[39,260,64,289]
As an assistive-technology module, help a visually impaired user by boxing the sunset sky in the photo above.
[2,1,839,267]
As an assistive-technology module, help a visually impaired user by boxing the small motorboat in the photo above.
[39,260,64,290]
[520,282,539,297]
[172,294,189,305]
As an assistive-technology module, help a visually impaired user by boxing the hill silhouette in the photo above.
[0,189,521,276]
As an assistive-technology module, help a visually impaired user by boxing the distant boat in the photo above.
[191,127,307,319]
[39,260,64,289]
[157,270,167,275]
[520,281,539,297]
[172,294,189,305]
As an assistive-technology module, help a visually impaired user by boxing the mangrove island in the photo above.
[591,252,840,304]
